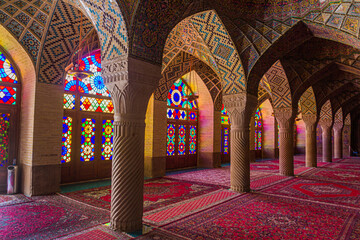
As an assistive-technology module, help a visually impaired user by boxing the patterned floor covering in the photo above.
[1,156,359,239]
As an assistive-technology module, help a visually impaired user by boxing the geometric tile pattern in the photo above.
[155,51,221,110]
[320,100,332,123]
[264,60,292,108]
[0,0,57,63]
[334,108,343,125]
[38,1,93,85]
[190,11,246,95]
[162,19,221,80]
[299,87,317,115]
[344,113,351,125]
[79,0,128,60]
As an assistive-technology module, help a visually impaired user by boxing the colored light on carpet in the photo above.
[144,190,236,224]
[144,194,359,239]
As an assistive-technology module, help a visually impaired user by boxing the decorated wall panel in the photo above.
[299,86,317,115]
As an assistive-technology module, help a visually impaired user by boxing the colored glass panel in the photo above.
[178,125,186,155]
[0,86,16,105]
[64,75,77,92]
[0,52,17,83]
[221,104,228,115]
[167,108,187,120]
[80,118,95,162]
[0,113,10,167]
[102,120,113,161]
[255,108,262,150]
[167,124,175,156]
[223,127,229,154]
[189,111,197,121]
[189,125,197,154]
[221,115,229,125]
[167,79,197,110]
[61,117,72,163]
[277,123,280,148]
[78,53,110,97]
[64,94,75,110]
[80,96,114,113]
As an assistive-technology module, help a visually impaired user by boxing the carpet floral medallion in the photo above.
[61,178,220,212]
[301,168,360,185]
[0,195,109,240]
[139,193,359,239]
[263,178,360,208]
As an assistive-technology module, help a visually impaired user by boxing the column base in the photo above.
[110,219,142,232]
[305,163,317,168]
[231,185,250,193]
[279,170,294,176]
[323,158,332,163]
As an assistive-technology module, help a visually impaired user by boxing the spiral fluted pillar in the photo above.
[274,108,295,176]
[223,93,257,193]
[102,57,161,232]
[302,115,318,168]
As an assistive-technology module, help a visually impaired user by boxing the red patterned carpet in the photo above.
[61,178,221,212]
[1,156,360,239]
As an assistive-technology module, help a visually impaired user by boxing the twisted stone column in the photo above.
[302,115,318,168]
[103,57,161,232]
[321,125,332,162]
[274,108,295,176]
[334,125,343,159]
[223,93,257,192]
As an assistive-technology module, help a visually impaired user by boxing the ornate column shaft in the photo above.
[321,125,332,162]
[103,57,161,232]
[333,124,343,159]
[302,115,318,168]
[274,108,295,176]
[223,93,257,192]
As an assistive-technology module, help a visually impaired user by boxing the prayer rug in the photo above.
[0,195,109,240]
[139,193,359,239]
[327,163,360,172]
[263,177,360,208]
[250,163,278,172]
[301,168,360,185]
[339,158,360,164]
[143,189,239,226]
[0,194,31,207]
[61,178,220,212]
[250,175,290,190]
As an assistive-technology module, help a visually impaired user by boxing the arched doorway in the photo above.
[61,51,114,183]
[0,50,20,191]
[166,78,198,170]
[221,104,230,163]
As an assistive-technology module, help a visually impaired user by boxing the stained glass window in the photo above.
[0,52,17,84]
[0,86,16,105]
[101,120,113,161]
[80,118,96,162]
[64,94,75,110]
[189,126,197,154]
[61,117,72,163]
[277,123,280,148]
[221,104,230,125]
[0,113,10,167]
[166,76,198,163]
[223,127,229,154]
[167,124,175,156]
[80,96,114,113]
[254,108,262,150]
[178,125,186,156]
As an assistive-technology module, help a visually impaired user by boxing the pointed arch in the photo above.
[334,108,344,126]
[319,100,333,124]
[299,87,317,116]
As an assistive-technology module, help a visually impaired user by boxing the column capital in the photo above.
[102,56,162,121]
[302,114,318,131]
[319,119,332,129]
[223,93,257,128]
[274,107,295,128]
[333,123,344,132]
